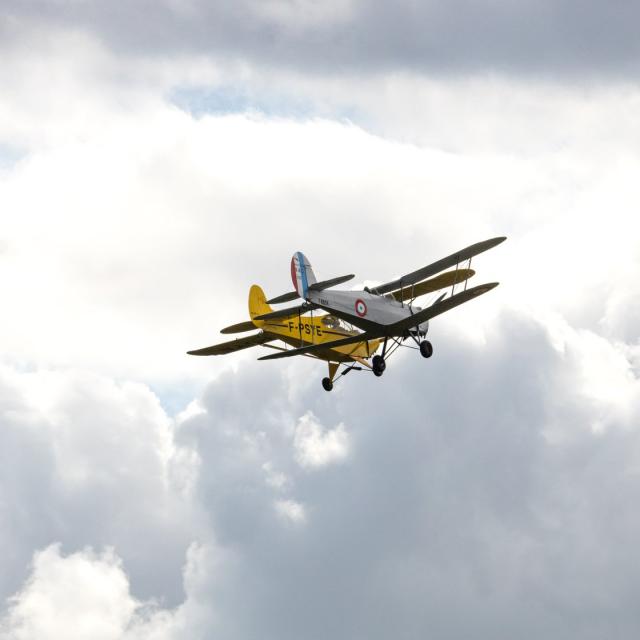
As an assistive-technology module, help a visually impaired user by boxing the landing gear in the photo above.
[321,362,340,391]
[322,377,334,392]
[419,340,433,358]
[372,354,386,377]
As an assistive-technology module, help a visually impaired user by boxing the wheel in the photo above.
[322,377,333,392]
[420,340,433,358]
[372,354,386,376]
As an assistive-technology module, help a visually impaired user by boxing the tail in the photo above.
[291,252,317,299]
[248,285,272,328]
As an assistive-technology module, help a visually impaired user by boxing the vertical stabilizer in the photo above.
[248,285,272,328]
[290,252,317,299]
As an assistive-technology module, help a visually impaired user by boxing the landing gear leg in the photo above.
[322,362,340,392]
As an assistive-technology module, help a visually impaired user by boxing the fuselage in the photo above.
[308,289,429,336]
[261,313,382,362]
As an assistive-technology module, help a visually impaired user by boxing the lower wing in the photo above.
[257,332,380,361]
[188,332,274,356]
[387,282,499,333]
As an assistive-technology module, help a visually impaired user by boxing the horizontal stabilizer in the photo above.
[188,332,273,356]
[374,236,506,295]
[267,291,299,304]
[254,303,318,321]
[309,274,355,292]
[220,321,257,334]
[267,275,355,304]
[389,269,475,302]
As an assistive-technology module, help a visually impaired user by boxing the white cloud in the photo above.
[0,541,218,640]
[1,40,639,393]
[262,462,289,490]
[293,411,349,469]
[0,545,177,640]
[274,499,306,524]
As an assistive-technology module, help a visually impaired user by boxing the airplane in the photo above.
[188,236,505,391]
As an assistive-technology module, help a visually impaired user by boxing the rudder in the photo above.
[290,252,317,299]
[248,285,272,328]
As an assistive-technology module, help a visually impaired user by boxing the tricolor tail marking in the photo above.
[291,252,316,299]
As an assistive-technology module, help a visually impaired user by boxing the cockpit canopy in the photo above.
[321,314,353,331]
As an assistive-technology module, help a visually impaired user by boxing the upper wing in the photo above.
[389,268,475,302]
[373,236,506,295]
[388,282,499,334]
[188,332,273,356]
[257,332,380,361]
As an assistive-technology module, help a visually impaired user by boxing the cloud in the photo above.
[0,543,214,640]
[294,411,349,468]
[274,499,306,524]
[0,365,200,607]
[2,71,639,393]
[164,308,640,639]
[1,545,141,640]
[2,306,640,638]
[4,1,640,78]
[2,10,640,638]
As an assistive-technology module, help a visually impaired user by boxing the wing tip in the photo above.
[476,281,499,293]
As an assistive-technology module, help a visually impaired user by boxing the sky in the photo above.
[1,1,640,638]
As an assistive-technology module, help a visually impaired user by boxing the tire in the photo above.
[420,340,433,358]
[372,354,385,377]
[322,377,333,391]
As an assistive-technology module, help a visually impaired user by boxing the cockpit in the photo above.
[321,315,356,332]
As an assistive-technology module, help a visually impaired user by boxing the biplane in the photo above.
[188,236,505,391]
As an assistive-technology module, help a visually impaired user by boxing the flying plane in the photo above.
[188,236,505,391]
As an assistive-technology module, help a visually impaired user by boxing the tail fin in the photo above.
[248,285,272,328]
[291,252,317,299]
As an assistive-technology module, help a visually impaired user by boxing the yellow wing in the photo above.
[389,268,475,302]
[188,332,273,356]
[220,321,257,334]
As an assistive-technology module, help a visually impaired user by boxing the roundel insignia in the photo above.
[355,299,367,317]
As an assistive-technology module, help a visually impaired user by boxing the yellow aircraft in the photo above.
[188,284,383,390]
[188,260,481,390]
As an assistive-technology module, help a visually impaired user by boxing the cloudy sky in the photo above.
[1,1,640,638]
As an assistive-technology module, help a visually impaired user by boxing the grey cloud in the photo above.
[6,1,640,78]
[0,369,198,607]
[3,305,640,637]
[173,308,640,639]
